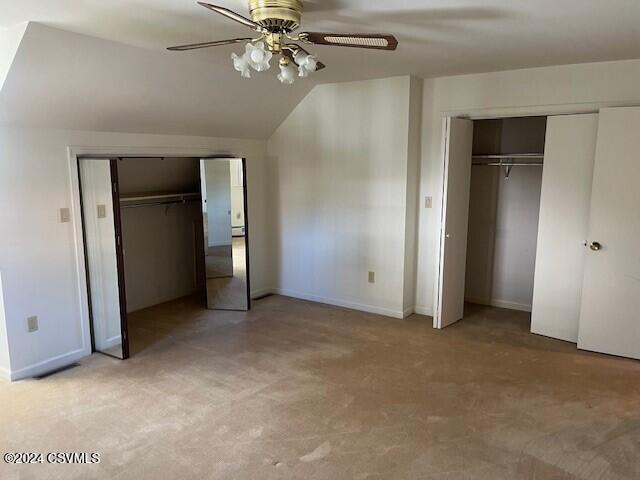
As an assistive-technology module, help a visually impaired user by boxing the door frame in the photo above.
[68,147,246,359]
[433,104,604,329]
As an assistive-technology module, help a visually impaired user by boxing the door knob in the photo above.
[589,241,602,252]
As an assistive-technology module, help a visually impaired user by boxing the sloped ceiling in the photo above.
[1,0,640,138]
[0,22,313,138]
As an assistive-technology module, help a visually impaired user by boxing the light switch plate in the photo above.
[425,196,433,209]
[59,208,71,223]
[27,316,38,333]
[97,204,107,219]
[368,271,375,284]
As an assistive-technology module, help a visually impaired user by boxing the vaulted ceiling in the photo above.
[1,1,639,138]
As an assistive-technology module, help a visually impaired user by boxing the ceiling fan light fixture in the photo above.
[278,60,297,84]
[293,50,318,73]
[231,52,252,78]
[246,42,272,71]
[169,2,399,84]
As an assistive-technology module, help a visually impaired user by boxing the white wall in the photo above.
[268,76,422,318]
[416,58,640,316]
[0,23,27,93]
[0,126,268,380]
[0,273,10,378]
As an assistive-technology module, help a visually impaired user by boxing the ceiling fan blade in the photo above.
[197,2,262,31]
[299,32,398,51]
[286,45,326,71]
[167,38,253,51]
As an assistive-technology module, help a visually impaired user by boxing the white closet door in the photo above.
[436,118,474,328]
[531,114,598,342]
[578,107,640,359]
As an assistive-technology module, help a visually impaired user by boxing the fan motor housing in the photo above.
[248,0,303,31]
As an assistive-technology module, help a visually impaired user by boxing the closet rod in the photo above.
[120,198,201,209]
[472,163,544,167]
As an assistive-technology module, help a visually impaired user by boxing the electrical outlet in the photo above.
[27,316,39,333]
[425,196,433,209]
[59,208,71,223]
[368,271,375,284]
[97,204,107,219]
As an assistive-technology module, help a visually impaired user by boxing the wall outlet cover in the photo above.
[425,196,433,209]
[97,204,107,219]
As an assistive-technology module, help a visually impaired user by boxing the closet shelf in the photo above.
[472,153,544,160]
[120,191,201,209]
[472,154,544,179]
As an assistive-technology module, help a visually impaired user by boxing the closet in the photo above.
[118,157,204,313]
[465,117,546,313]
[437,107,640,361]
[78,155,251,360]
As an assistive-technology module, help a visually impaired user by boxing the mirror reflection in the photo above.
[200,158,249,311]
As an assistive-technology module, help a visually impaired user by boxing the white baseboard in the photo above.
[251,288,273,299]
[0,365,11,381]
[272,288,405,319]
[8,348,90,381]
[414,304,434,317]
[402,307,415,318]
[465,297,532,313]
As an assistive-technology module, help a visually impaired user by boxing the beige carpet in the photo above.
[206,237,247,310]
[1,298,640,479]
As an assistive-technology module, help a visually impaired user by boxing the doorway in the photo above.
[436,117,547,328]
[77,155,251,359]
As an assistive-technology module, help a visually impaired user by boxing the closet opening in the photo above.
[436,116,547,329]
[465,117,547,322]
[78,155,250,359]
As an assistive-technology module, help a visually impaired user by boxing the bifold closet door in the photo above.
[577,107,640,360]
[79,159,130,359]
[530,114,598,342]
[436,118,474,328]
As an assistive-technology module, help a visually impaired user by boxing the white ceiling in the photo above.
[2,0,640,79]
[1,1,639,138]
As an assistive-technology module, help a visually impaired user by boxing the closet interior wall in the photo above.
[117,157,204,313]
[465,117,547,312]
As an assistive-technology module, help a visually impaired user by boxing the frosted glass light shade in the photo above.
[278,62,297,84]
[231,52,251,78]
[246,42,272,72]
[294,50,318,76]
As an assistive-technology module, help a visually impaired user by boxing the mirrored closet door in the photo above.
[200,158,250,311]
[78,158,129,359]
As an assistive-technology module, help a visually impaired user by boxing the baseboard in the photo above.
[402,306,415,318]
[251,287,273,299]
[414,305,434,317]
[272,288,405,319]
[7,348,89,381]
[465,297,532,313]
[0,365,11,381]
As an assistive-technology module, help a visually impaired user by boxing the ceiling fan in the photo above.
[168,1,398,84]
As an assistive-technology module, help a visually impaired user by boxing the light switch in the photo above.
[27,316,39,333]
[97,204,107,219]
[59,208,71,223]
[368,271,375,284]
[425,196,433,209]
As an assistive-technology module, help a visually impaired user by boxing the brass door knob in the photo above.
[589,242,602,252]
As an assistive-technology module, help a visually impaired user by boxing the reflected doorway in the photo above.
[200,158,251,311]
